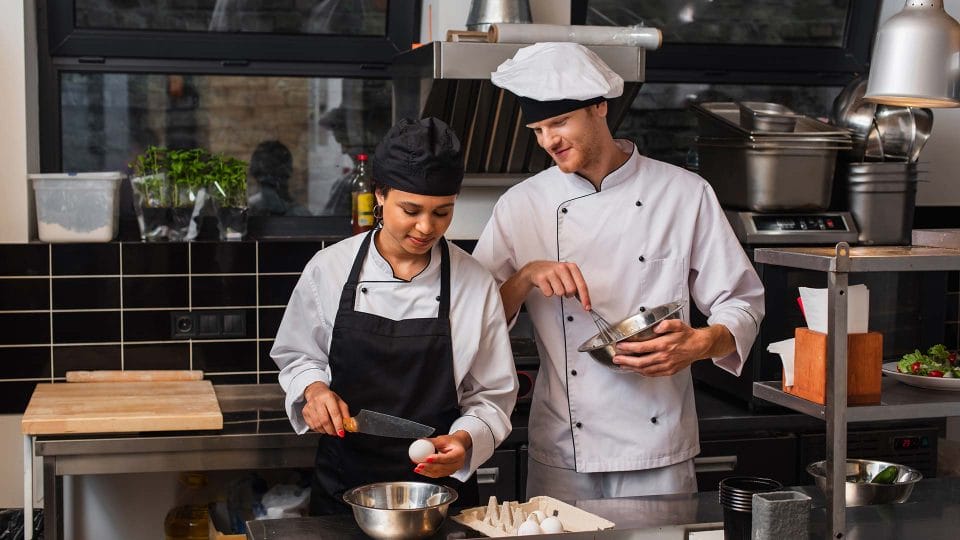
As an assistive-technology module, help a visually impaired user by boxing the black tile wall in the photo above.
[53,345,122,376]
[258,241,322,273]
[122,243,189,274]
[0,279,49,310]
[53,311,122,343]
[123,276,189,308]
[0,313,50,345]
[191,242,256,274]
[52,244,119,275]
[0,346,52,379]
[0,239,339,414]
[125,342,190,370]
[192,275,257,307]
[0,245,47,276]
[52,278,121,309]
[259,275,299,306]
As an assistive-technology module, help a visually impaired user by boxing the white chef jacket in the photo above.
[473,140,764,473]
[272,232,519,481]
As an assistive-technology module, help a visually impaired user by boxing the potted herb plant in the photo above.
[207,154,249,241]
[166,148,209,241]
[130,145,171,241]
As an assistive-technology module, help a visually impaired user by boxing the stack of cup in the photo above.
[718,476,783,540]
[845,162,919,245]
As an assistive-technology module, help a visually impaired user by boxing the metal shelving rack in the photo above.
[752,242,960,539]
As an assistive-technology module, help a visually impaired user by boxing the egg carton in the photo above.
[451,495,615,536]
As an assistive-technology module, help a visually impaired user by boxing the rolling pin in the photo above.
[66,370,204,382]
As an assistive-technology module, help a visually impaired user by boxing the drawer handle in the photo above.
[477,467,499,484]
[694,455,738,473]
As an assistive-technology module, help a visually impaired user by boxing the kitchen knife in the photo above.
[343,409,435,438]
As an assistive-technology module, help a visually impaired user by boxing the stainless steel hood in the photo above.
[391,42,646,185]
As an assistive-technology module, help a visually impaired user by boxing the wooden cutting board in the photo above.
[21,380,223,435]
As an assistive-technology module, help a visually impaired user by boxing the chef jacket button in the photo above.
[575,422,583,429]
[639,306,646,312]
[650,417,658,424]
[436,295,441,301]
[636,201,642,207]
[361,287,368,294]
[561,207,568,214]
[571,370,578,376]
[638,255,645,262]
[566,315,574,322]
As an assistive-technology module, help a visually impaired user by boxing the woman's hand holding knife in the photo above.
[303,381,351,438]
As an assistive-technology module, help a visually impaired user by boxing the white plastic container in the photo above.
[30,172,124,242]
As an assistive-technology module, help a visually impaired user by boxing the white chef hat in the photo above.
[491,42,624,124]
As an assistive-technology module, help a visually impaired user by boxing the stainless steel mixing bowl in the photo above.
[577,301,683,372]
[342,481,457,539]
[806,459,922,506]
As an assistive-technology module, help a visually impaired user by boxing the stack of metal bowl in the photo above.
[342,481,458,540]
[691,102,852,212]
[577,301,683,372]
[806,459,922,506]
[841,162,921,245]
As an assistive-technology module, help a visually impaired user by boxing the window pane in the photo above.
[74,0,388,35]
[586,0,850,47]
[61,72,392,217]
[618,83,841,166]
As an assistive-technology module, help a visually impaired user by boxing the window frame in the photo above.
[572,0,880,85]
[38,0,420,173]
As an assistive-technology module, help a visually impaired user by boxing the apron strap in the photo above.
[438,239,451,321]
[337,229,376,313]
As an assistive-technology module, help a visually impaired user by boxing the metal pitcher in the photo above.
[465,0,532,31]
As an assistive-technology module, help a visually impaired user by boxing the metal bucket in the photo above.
[465,0,531,31]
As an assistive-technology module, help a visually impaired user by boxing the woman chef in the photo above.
[272,117,518,515]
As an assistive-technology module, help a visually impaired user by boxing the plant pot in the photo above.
[216,206,248,241]
[131,174,171,242]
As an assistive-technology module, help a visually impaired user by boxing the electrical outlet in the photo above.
[171,310,246,339]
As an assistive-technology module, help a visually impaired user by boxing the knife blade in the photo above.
[343,409,435,438]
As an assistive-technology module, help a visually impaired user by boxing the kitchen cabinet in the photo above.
[751,242,960,539]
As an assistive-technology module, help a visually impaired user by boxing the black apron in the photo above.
[310,230,480,515]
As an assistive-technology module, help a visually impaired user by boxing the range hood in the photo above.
[391,42,647,186]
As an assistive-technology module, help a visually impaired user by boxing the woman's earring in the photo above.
[373,204,383,220]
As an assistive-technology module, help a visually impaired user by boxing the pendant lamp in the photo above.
[864,0,960,108]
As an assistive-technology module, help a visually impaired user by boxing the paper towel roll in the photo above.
[488,23,662,50]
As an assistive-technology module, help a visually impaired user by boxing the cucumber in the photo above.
[870,465,898,484]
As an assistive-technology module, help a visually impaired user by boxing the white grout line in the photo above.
[119,245,125,370]
[255,242,261,384]
[0,337,269,349]
[188,244,193,371]
[0,272,297,279]
[47,245,53,383]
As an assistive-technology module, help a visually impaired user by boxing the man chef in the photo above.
[472,42,764,500]
[273,117,518,514]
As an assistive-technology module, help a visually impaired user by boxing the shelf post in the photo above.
[826,242,850,538]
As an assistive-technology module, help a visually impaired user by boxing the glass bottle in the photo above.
[351,153,375,234]
[164,472,210,540]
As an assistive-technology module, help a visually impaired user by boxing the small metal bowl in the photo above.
[342,481,457,539]
[577,301,683,372]
[806,459,922,506]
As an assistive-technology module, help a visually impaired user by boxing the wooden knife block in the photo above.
[783,328,882,405]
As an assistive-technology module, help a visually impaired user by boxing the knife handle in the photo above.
[343,417,358,433]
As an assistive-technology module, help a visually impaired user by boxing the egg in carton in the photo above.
[452,495,615,536]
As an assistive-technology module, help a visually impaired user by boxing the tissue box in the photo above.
[783,328,882,405]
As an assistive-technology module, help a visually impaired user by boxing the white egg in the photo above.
[539,516,563,534]
[516,519,542,536]
[529,510,546,523]
[408,439,435,463]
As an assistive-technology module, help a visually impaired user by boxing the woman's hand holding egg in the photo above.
[411,430,473,477]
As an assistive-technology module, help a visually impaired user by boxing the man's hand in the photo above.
[302,381,351,437]
[500,261,592,319]
[413,430,472,478]
[612,321,734,376]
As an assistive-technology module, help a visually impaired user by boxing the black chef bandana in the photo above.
[518,96,606,125]
[372,117,464,196]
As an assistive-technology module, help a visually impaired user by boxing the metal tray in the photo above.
[692,102,851,141]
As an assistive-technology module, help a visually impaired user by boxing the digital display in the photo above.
[752,214,849,232]
[893,436,929,450]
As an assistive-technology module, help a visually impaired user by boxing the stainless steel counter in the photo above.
[28,384,830,539]
[245,478,960,539]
